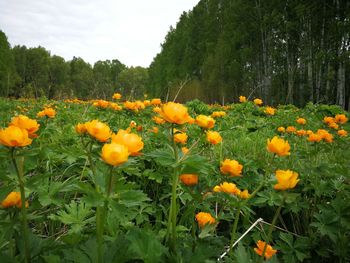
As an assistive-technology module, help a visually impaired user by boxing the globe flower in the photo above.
[213,182,241,195]
[323,116,335,125]
[316,129,333,143]
[220,159,243,177]
[267,136,290,156]
[93,100,109,108]
[195,212,216,228]
[10,115,40,137]
[1,191,28,208]
[274,170,299,190]
[264,107,276,116]
[109,102,122,111]
[149,126,159,134]
[206,130,222,145]
[181,146,189,155]
[179,174,198,186]
[195,115,215,129]
[160,102,192,125]
[112,129,144,156]
[37,107,56,118]
[308,132,322,142]
[84,120,111,142]
[239,189,250,199]
[101,143,129,166]
[253,98,263,106]
[334,114,348,124]
[152,116,165,125]
[0,126,32,147]
[286,126,296,133]
[254,240,277,259]
[151,98,161,105]
[153,106,161,113]
[338,129,347,137]
[211,111,226,118]
[239,96,247,103]
[328,122,339,130]
[296,118,306,125]
[112,93,122,100]
[295,130,307,136]
[277,127,285,133]
[174,131,188,144]
[75,123,87,134]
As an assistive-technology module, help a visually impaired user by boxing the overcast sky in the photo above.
[0,0,200,67]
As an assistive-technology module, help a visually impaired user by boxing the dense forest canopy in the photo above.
[149,0,350,109]
[0,0,350,109]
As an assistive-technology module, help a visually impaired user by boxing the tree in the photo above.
[117,67,149,99]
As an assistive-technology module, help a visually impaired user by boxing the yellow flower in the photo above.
[152,116,165,124]
[181,146,189,155]
[213,182,241,195]
[1,191,28,208]
[338,129,347,137]
[75,123,87,134]
[240,189,250,199]
[10,115,40,137]
[179,174,198,186]
[334,114,348,124]
[112,93,122,99]
[274,170,299,190]
[308,132,322,142]
[109,102,122,111]
[253,98,263,106]
[286,126,296,133]
[267,136,290,156]
[101,143,129,166]
[151,98,162,105]
[277,127,285,133]
[206,130,222,144]
[254,240,277,259]
[328,122,339,130]
[211,111,226,118]
[295,129,307,136]
[317,129,333,143]
[174,131,188,144]
[160,102,192,125]
[195,212,216,228]
[93,100,109,108]
[0,126,32,147]
[37,107,56,118]
[264,107,276,115]
[111,129,144,156]
[124,101,137,111]
[296,118,306,125]
[323,116,335,125]
[84,120,111,142]
[143,100,151,106]
[149,126,159,134]
[195,115,215,129]
[220,159,243,177]
[239,96,247,103]
[153,106,161,113]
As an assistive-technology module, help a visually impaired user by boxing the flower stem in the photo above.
[11,149,30,263]
[229,205,241,252]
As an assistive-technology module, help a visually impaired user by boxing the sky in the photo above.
[0,0,200,67]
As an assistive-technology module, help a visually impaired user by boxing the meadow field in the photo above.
[0,95,349,263]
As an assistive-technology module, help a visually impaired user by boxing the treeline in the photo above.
[148,0,350,109]
[0,30,148,100]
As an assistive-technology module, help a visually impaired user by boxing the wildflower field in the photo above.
[0,95,349,263]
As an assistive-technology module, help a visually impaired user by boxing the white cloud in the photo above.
[0,0,200,67]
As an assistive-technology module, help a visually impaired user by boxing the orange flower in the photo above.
[338,129,347,137]
[211,111,226,118]
[195,212,216,228]
[37,107,56,118]
[153,106,161,113]
[174,131,188,144]
[101,143,129,166]
[75,123,87,134]
[143,100,151,106]
[1,191,28,208]
[84,120,111,142]
[160,102,192,125]
[335,114,348,124]
[277,127,285,133]
[286,126,296,133]
[93,100,109,108]
[220,159,243,177]
[181,146,189,155]
[317,129,333,143]
[239,189,250,199]
[179,174,198,186]
[151,98,162,105]
[296,118,306,125]
[10,115,40,137]
[195,115,215,129]
[264,107,276,115]
[308,132,322,142]
[149,126,159,134]
[254,240,277,259]
[323,116,335,125]
[253,98,263,106]
[112,92,122,99]
[267,136,290,156]
[153,116,165,125]
[274,170,299,190]
[328,122,339,130]
[206,130,222,144]
[295,130,307,136]
[109,102,122,111]
[0,126,32,147]
[239,96,247,103]
[112,129,144,156]
[213,182,241,195]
